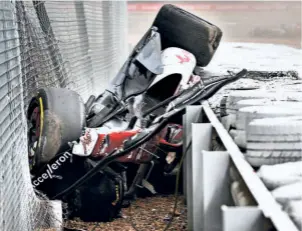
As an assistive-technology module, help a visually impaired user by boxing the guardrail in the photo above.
[183,102,298,231]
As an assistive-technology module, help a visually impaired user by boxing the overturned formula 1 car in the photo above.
[28,4,247,222]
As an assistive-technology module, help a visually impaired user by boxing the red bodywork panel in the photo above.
[79,124,183,164]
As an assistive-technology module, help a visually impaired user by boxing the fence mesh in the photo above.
[0,1,128,230]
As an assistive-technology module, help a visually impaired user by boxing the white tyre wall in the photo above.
[247,116,302,143]
[237,99,302,112]
[257,161,302,190]
[247,142,302,150]
[226,91,302,113]
[225,90,272,112]
[266,91,302,100]
[271,182,302,206]
[226,99,302,129]
[247,116,302,136]
[222,91,302,130]
[246,150,302,166]
[236,106,302,130]
[246,117,302,166]
[233,107,302,150]
[247,134,302,142]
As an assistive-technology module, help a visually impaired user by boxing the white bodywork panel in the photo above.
[150,47,197,90]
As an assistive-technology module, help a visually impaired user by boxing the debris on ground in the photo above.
[65,195,187,231]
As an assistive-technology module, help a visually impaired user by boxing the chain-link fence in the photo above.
[0,1,128,230]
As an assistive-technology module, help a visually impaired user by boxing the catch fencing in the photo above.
[0,1,128,230]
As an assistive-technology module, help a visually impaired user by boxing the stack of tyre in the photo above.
[258,161,302,230]
[220,89,302,230]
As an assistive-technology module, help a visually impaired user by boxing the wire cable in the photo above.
[162,140,191,231]
[127,109,202,231]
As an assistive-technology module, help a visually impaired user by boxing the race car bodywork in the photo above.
[28,4,247,222]
[72,124,182,164]
[71,46,193,163]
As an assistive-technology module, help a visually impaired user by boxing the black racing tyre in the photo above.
[152,4,223,67]
[27,87,86,171]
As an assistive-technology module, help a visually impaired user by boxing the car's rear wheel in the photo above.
[153,4,223,67]
[27,87,86,172]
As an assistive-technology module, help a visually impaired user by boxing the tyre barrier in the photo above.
[246,116,302,166]
[218,87,302,230]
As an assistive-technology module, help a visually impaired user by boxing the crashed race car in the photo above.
[27,4,247,222]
